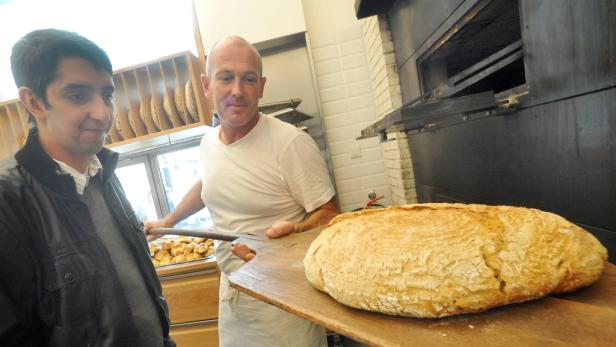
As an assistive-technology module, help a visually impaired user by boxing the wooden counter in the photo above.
[156,257,218,277]
[228,228,616,347]
[157,258,220,347]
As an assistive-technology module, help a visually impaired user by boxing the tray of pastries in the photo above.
[149,236,215,267]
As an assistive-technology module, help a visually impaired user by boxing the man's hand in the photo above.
[143,217,173,242]
[143,180,205,241]
[230,198,340,262]
[232,220,294,262]
[231,243,255,261]
[265,198,339,239]
[266,220,296,238]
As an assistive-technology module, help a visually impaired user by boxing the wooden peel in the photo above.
[149,227,297,247]
[227,227,616,347]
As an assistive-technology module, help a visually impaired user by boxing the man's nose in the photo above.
[90,96,113,123]
[230,77,243,96]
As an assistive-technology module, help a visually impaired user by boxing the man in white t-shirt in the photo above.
[144,36,339,346]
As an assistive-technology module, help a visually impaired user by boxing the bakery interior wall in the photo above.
[0,0,196,101]
[194,0,390,212]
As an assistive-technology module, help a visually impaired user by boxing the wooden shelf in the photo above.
[156,257,218,277]
[110,51,211,144]
[0,51,212,161]
[0,99,30,160]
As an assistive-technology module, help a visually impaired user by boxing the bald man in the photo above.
[145,36,339,346]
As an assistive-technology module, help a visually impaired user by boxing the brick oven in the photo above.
[356,0,616,261]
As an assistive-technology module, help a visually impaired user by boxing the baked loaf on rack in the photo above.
[114,111,123,140]
[185,80,199,122]
[304,203,608,318]
[174,86,188,122]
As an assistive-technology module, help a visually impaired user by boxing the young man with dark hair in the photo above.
[0,29,175,346]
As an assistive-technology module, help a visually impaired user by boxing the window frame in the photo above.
[117,137,202,220]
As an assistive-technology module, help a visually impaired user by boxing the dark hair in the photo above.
[10,29,112,123]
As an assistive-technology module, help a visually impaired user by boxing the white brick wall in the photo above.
[361,15,403,120]
[360,15,417,205]
[382,132,417,204]
[307,22,390,212]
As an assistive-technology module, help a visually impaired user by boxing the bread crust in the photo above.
[303,203,608,318]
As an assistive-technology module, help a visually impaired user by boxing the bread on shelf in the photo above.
[185,80,199,122]
[174,85,188,123]
[114,113,124,140]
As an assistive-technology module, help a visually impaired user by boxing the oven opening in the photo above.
[417,0,525,99]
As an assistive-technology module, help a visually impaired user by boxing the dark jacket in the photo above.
[0,129,174,347]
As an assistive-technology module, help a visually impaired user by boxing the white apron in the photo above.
[218,271,327,347]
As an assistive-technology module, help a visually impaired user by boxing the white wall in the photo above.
[0,0,195,101]
[194,0,306,50]
[302,0,362,32]
[259,41,329,151]
[302,0,389,211]
[361,15,417,204]
[260,43,319,116]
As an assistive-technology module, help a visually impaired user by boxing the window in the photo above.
[156,145,212,228]
[0,0,195,100]
[116,139,212,228]
[116,159,158,222]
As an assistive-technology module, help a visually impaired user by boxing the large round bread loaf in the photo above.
[304,203,607,318]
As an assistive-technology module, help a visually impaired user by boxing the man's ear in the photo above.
[200,73,210,97]
[258,76,267,98]
[18,87,46,123]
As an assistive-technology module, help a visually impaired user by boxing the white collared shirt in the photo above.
[53,156,103,195]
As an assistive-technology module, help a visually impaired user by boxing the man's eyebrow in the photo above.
[60,83,93,92]
[60,83,115,93]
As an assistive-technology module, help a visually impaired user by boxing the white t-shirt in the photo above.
[200,113,335,273]
[200,114,334,347]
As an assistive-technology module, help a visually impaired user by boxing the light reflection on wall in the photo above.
[0,0,195,100]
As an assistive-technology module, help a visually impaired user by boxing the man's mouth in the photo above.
[82,128,107,135]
